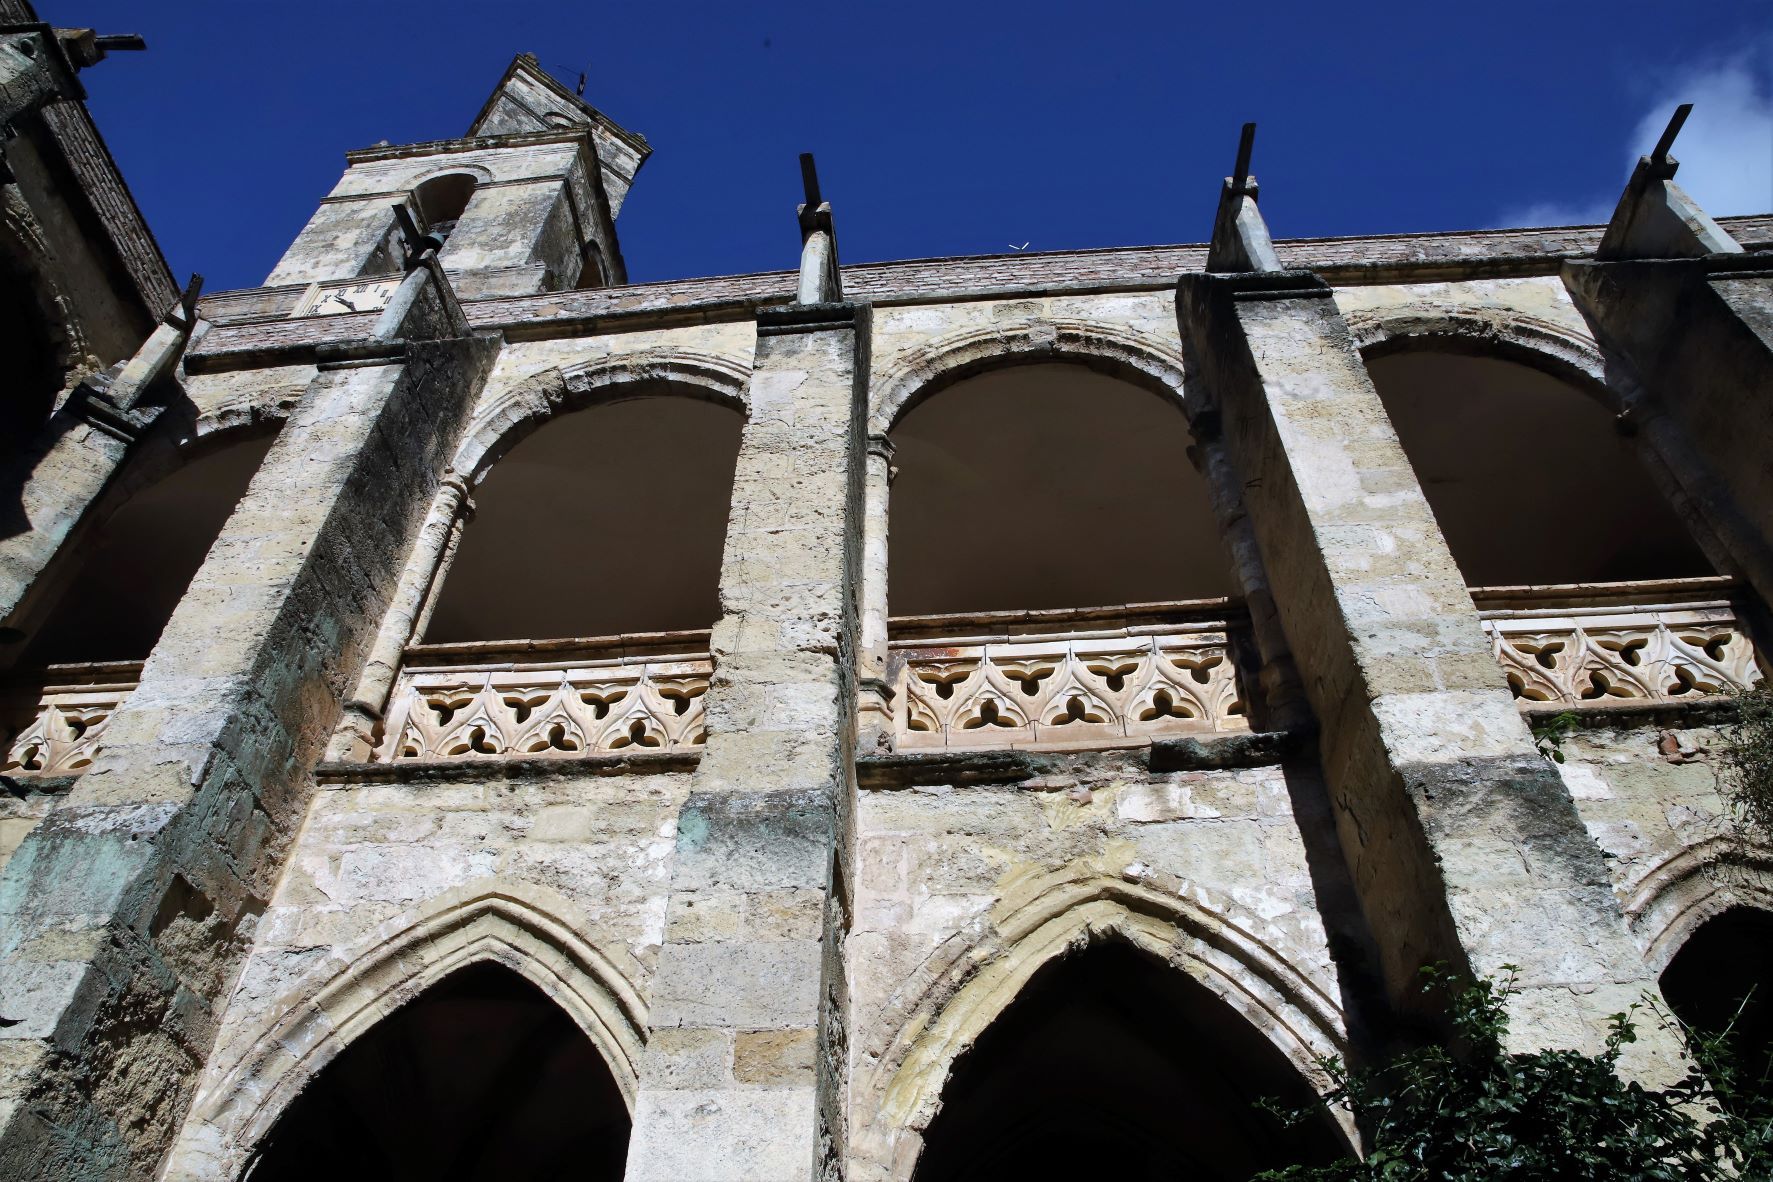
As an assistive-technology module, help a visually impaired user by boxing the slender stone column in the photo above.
[1177,270,1667,1047]
[625,300,867,1182]
[0,259,497,1179]
[855,433,894,750]
[325,472,474,762]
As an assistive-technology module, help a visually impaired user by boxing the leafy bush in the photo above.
[1254,968,1773,1182]
[1719,682,1773,838]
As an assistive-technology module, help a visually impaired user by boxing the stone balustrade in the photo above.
[887,601,1252,751]
[373,633,712,763]
[1475,577,1763,708]
[1,662,141,778]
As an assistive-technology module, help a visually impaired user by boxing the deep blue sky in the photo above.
[41,0,1773,294]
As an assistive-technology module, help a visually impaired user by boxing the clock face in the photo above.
[302,279,399,317]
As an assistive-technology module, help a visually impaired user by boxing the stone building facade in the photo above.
[2,8,1772,1178]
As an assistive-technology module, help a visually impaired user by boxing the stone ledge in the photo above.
[1519,696,1742,733]
[0,774,80,797]
[858,728,1306,789]
[315,749,700,785]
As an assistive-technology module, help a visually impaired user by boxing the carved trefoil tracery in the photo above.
[1476,579,1763,707]
[890,616,1250,751]
[375,651,711,763]
[2,663,140,777]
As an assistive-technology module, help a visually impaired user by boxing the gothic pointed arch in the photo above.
[1658,903,1773,1109]
[1624,835,1773,972]
[852,867,1352,1180]
[165,885,647,1182]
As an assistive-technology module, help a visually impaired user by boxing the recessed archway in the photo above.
[913,940,1346,1181]
[243,962,631,1182]
[1366,350,1713,588]
[17,431,276,666]
[1659,906,1773,1101]
[888,361,1234,617]
[422,389,744,643]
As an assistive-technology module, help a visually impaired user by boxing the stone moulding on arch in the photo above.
[849,862,1351,1181]
[161,883,648,1182]
[868,318,1200,436]
[1623,834,1773,973]
[1342,304,1627,410]
[450,348,752,485]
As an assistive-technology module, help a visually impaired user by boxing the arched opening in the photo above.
[412,172,479,247]
[1660,907,1773,1099]
[915,940,1346,1181]
[14,431,276,666]
[245,962,631,1182]
[889,362,1234,617]
[423,390,744,643]
[1366,350,1713,588]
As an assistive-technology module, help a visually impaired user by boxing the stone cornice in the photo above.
[189,214,1773,370]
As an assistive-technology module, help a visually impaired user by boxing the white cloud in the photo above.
[1499,50,1773,228]
[1630,57,1773,216]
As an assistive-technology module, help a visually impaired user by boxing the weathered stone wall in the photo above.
[1554,718,1769,970]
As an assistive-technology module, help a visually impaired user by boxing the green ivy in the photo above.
[1719,683,1773,839]
[1253,967,1773,1182]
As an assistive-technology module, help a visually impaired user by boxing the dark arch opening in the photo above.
[1660,906,1773,1100]
[246,962,631,1182]
[423,390,744,643]
[16,431,276,666]
[1366,350,1713,588]
[889,362,1235,617]
[915,940,1348,1182]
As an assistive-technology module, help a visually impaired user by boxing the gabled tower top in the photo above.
[467,54,651,217]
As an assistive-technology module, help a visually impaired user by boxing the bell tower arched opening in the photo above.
[245,962,631,1181]
[914,940,1346,1181]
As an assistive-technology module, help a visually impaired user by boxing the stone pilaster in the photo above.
[0,266,497,1178]
[625,301,866,1182]
[1177,271,1665,1047]
[1564,256,1773,608]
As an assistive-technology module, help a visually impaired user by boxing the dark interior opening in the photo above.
[1660,906,1773,1101]
[422,391,743,644]
[889,362,1236,617]
[1367,350,1713,588]
[914,940,1348,1182]
[19,432,275,666]
[0,254,64,449]
[246,962,631,1182]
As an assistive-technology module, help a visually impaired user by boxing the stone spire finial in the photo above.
[1205,122,1283,274]
[1596,103,1744,260]
[795,152,842,304]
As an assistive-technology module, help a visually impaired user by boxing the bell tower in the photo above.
[266,54,649,298]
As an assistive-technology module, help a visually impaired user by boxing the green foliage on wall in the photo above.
[1254,968,1773,1182]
